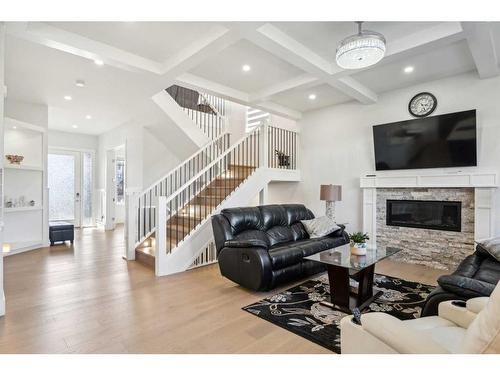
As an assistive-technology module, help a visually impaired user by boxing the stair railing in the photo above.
[131,133,231,249]
[267,125,299,170]
[165,85,226,140]
[155,126,262,262]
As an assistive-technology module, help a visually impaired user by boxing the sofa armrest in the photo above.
[438,300,477,329]
[217,246,272,291]
[224,239,269,249]
[437,274,496,298]
[361,312,450,354]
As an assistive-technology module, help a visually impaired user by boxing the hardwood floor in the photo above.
[0,225,447,354]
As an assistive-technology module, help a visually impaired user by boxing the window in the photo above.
[115,158,125,204]
[246,107,269,133]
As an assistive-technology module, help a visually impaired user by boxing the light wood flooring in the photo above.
[0,225,446,354]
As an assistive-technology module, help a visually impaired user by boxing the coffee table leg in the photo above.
[320,265,351,312]
[356,264,383,311]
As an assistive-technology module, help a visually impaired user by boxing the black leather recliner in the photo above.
[211,204,350,291]
[421,245,500,316]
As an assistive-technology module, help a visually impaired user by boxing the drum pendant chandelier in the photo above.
[336,21,386,69]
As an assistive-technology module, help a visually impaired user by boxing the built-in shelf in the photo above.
[4,164,43,171]
[4,206,43,213]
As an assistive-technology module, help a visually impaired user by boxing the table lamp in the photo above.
[320,184,342,222]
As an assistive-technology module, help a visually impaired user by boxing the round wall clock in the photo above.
[408,92,437,117]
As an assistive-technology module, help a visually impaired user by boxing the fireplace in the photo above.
[386,199,462,232]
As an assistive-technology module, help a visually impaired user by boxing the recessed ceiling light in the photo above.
[64,95,72,101]
[85,115,92,120]
[75,80,85,87]
[242,64,251,72]
[72,124,78,129]
[308,93,317,100]
[94,59,104,66]
[404,66,414,73]
[12,125,17,129]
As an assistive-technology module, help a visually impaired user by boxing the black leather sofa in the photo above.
[421,245,500,316]
[211,204,350,291]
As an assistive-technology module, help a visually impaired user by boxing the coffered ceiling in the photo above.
[4,21,500,134]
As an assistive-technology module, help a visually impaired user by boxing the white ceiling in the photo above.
[352,40,476,94]
[47,22,224,63]
[4,21,500,134]
[190,39,305,92]
[271,22,442,63]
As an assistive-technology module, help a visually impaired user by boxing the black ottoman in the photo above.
[49,221,74,245]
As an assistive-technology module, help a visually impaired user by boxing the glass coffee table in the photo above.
[305,244,401,313]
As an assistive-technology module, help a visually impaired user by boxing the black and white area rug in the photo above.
[242,274,434,353]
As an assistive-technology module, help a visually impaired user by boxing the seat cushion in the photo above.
[49,222,74,230]
[268,237,346,269]
[403,316,456,331]
[429,326,466,354]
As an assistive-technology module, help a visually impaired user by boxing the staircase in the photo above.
[128,87,300,276]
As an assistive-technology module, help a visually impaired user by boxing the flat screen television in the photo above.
[373,109,477,171]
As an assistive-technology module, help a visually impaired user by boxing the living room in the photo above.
[1,0,500,373]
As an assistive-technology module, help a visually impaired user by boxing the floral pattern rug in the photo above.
[242,273,434,353]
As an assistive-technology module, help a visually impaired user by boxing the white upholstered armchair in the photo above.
[340,282,500,354]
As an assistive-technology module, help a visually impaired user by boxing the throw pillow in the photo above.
[460,282,500,353]
[476,236,500,262]
[301,216,340,239]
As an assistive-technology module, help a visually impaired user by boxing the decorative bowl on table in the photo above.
[6,154,24,165]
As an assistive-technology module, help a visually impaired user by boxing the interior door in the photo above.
[48,150,82,227]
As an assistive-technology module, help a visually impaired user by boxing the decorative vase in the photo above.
[350,242,367,256]
[6,154,24,165]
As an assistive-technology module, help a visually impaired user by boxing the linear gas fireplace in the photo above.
[386,199,462,232]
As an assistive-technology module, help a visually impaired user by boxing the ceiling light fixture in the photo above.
[86,115,92,120]
[94,59,104,66]
[336,21,386,70]
[12,125,17,129]
[242,64,251,72]
[404,66,414,73]
[64,95,72,101]
[72,124,78,129]
[308,93,317,100]
[75,79,85,87]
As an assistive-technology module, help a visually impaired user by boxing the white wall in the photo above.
[142,128,181,188]
[225,100,247,144]
[299,71,500,234]
[0,24,5,317]
[48,130,98,151]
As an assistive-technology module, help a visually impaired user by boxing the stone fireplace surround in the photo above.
[361,170,497,271]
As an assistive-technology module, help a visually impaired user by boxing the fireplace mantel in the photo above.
[360,170,497,259]
[360,170,497,189]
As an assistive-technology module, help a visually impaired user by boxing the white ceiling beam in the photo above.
[254,23,333,75]
[6,22,165,75]
[245,23,377,104]
[175,73,301,120]
[157,25,247,79]
[382,22,465,64]
[175,73,249,102]
[252,101,302,121]
[248,74,319,102]
[462,22,499,79]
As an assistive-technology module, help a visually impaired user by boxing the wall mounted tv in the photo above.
[373,109,477,171]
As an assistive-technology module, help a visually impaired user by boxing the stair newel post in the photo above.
[125,191,140,260]
[155,195,168,276]
[260,121,269,169]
